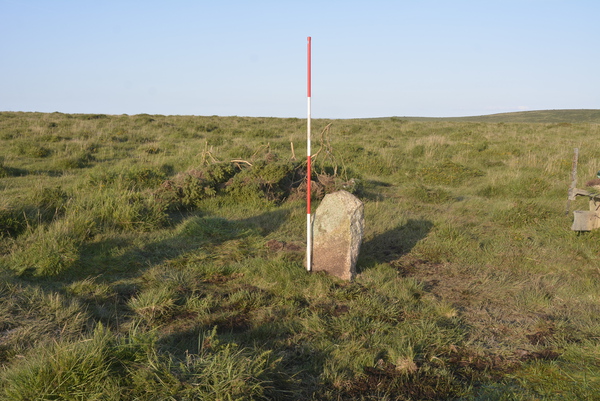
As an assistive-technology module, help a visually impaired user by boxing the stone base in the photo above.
[310,190,364,280]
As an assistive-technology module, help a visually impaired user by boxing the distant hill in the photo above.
[395,109,600,124]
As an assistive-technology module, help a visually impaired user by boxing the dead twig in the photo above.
[311,123,345,178]
[251,143,270,160]
[200,141,220,165]
[311,123,332,161]
[230,159,253,167]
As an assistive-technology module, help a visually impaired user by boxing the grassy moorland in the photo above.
[398,108,600,123]
[1,110,600,400]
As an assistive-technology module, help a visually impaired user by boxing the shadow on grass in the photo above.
[73,208,291,278]
[358,219,433,271]
[7,208,291,326]
[0,165,28,177]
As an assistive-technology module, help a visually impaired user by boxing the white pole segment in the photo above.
[307,97,312,272]
[306,36,312,272]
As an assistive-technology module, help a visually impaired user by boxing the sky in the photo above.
[1,0,598,119]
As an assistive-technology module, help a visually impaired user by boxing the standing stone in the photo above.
[310,190,364,280]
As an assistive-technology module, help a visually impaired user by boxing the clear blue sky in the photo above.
[1,0,598,118]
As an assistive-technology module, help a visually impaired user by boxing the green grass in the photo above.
[1,110,600,399]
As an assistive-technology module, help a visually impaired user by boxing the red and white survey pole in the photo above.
[306,36,312,272]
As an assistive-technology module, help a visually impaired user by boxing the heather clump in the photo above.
[155,162,236,210]
[225,158,301,203]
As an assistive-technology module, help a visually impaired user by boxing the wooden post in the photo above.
[566,147,579,215]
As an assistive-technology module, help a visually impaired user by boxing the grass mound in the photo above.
[156,155,359,211]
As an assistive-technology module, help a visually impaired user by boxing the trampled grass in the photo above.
[1,110,600,399]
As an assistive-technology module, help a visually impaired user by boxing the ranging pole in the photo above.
[306,36,312,271]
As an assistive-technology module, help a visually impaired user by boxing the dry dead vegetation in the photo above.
[1,111,600,399]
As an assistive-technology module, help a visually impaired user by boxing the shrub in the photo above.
[0,208,26,237]
[226,160,299,203]
[88,165,171,190]
[155,163,236,210]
